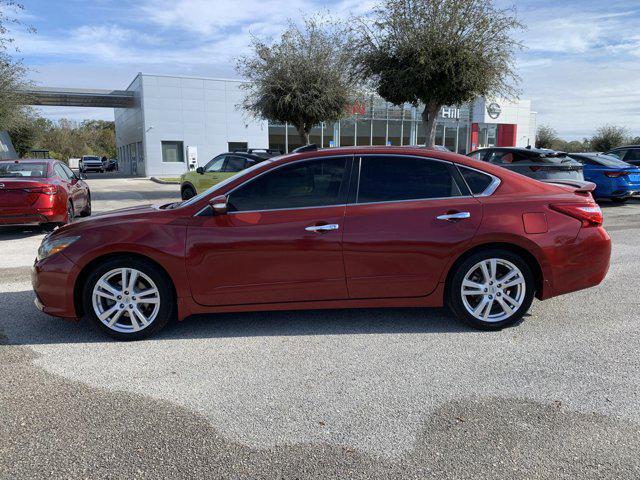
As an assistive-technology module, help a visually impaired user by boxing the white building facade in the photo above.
[115,74,269,177]
[115,73,536,177]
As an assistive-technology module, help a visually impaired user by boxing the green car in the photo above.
[180,150,278,200]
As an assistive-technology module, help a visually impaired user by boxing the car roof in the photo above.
[228,151,280,161]
[472,146,560,155]
[608,145,640,150]
[263,145,515,176]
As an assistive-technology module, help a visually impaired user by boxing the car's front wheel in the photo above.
[82,257,175,340]
[80,192,92,217]
[181,185,196,200]
[448,249,535,330]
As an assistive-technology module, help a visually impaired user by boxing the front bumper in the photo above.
[31,253,81,320]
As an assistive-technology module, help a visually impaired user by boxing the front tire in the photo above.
[66,201,74,224]
[82,257,175,340]
[612,197,628,204]
[80,192,92,217]
[448,249,535,330]
[181,185,196,200]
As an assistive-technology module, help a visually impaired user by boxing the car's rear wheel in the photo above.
[83,257,174,340]
[181,185,196,200]
[80,192,92,217]
[448,249,535,330]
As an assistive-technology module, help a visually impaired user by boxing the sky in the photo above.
[6,0,640,140]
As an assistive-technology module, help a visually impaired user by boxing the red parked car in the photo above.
[31,146,611,340]
[0,159,91,229]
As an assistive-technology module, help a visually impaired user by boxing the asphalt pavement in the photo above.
[1,178,639,479]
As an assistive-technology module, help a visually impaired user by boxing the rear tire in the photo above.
[82,257,175,340]
[448,249,535,330]
[181,185,196,200]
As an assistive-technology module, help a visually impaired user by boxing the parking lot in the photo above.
[1,178,640,479]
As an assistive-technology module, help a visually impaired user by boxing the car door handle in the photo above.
[305,224,340,233]
[436,211,471,221]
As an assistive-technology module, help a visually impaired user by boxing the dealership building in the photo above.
[34,73,537,177]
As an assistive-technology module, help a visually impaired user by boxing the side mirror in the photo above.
[196,167,204,174]
[209,195,228,215]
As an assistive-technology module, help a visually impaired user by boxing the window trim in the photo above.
[194,154,500,216]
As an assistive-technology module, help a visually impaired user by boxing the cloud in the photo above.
[12,0,640,138]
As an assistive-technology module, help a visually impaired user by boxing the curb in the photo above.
[150,177,180,185]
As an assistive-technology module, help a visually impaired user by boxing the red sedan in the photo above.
[0,159,91,229]
[31,146,611,340]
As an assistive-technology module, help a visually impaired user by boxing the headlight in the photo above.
[37,235,80,262]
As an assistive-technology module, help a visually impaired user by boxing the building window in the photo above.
[161,141,184,163]
[228,142,248,152]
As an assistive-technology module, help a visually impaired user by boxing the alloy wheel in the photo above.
[91,267,161,333]
[460,258,526,323]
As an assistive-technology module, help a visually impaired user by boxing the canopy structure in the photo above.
[21,87,136,108]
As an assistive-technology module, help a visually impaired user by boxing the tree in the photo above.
[0,56,31,130]
[356,0,523,147]
[590,125,628,152]
[535,125,559,149]
[236,15,359,145]
[0,1,33,131]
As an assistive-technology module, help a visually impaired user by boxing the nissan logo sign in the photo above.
[487,102,502,119]
[0,183,4,189]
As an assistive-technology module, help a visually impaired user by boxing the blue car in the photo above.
[568,153,640,203]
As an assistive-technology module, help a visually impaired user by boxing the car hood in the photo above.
[51,204,161,237]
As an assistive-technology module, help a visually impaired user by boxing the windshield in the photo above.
[0,162,48,178]
[588,154,633,168]
[179,160,273,208]
[83,156,101,161]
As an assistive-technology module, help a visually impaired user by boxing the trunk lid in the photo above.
[0,179,49,207]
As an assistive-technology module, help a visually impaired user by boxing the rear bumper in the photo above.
[0,207,64,225]
[540,226,611,300]
[31,253,81,320]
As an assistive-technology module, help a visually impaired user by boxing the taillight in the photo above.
[27,185,58,195]
[604,171,628,178]
[550,203,603,228]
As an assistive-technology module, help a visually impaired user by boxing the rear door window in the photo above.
[223,156,247,172]
[228,157,349,212]
[357,156,462,203]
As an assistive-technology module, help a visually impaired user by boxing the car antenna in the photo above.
[291,144,318,153]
